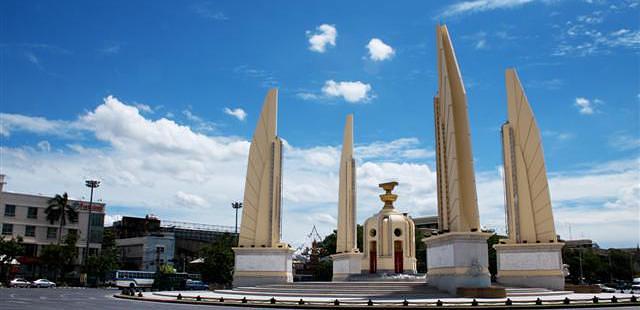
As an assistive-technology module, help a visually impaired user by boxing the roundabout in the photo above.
[115,282,640,308]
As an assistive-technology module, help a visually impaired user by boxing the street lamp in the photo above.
[84,179,100,267]
[231,202,243,235]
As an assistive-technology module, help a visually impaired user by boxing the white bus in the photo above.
[113,270,155,289]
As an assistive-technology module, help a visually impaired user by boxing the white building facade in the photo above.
[0,176,106,276]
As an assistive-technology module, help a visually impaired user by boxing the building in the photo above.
[361,182,417,275]
[110,216,236,272]
[0,175,106,277]
[413,216,438,236]
[116,232,175,272]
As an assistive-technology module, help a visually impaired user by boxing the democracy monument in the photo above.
[118,23,639,308]
[231,24,565,294]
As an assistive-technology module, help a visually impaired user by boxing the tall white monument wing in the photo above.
[502,69,557,243]
[433,25,481,233]
[239,89,284,248]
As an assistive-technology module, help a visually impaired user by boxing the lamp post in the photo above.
[231,201,243,235]
[84,180,100,267]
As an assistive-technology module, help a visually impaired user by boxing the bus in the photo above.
[113,270,155,289]
[111,270,203,289]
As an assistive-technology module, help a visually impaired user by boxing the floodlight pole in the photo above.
[231,202,243,241]
[84,180,100,267]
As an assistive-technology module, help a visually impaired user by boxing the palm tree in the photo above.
[45,193,79,243]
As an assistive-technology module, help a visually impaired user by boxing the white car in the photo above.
[596,284,616,293]
[10,278,31,288]
[31,279,56,288]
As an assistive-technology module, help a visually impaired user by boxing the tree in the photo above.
[486,233,504,280]
[199,233,236,287]
[0,236,24,285]
[85,230,118,285]
[40,233,78,282]
[45,193,79,243]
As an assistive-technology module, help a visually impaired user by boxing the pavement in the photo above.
[0,287,248,310]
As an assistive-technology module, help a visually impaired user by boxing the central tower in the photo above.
[423,25,491,295]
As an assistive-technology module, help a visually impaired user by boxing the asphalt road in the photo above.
[0,288,248,310]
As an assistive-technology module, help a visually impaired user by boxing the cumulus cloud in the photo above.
[307,24,337,53]
[37,140,51,152]
[135,103,153,113]
[223,107,247,121]
[322,80,373,103]
[175,191,207,207]
[2,96,638,248]
[0,113,69,137]
[574,97,602,114]
[366,38,395,61]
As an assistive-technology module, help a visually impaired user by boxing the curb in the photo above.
[113,293,640,309]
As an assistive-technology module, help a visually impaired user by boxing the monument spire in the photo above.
[502,68,558,243]
[233,88,294,287]
[238,88,284,248]
[494,69,565,291]
[433,24,481,233]
[336,114,357,254]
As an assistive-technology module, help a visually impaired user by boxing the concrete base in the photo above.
[494,242,565,291]
[232,247,294,287]
[331,252,363,281]
[423,232,492,295]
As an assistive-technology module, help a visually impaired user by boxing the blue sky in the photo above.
[1,0,638,248]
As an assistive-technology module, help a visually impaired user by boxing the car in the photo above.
[596,284,616,293]
[10,278,31,288]
[31,279,56,288]
[185,279,208,290]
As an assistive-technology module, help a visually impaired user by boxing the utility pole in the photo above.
[84,180,100,266]
[579,248,584,284]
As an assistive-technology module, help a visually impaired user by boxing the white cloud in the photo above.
[307,24,337,53]
[37,140,51,152]
[175,191,207,207]
[2,96,638,248]
[366,38,395,61]
[574,97,601,114]
[609,132,640,151]
[223,107,247,121]
[135,103,153,113]
[553,11,640,57]
[104,214,123,226]
[0,113,68,137]
[439,0,535,18]
[322,80,373,103]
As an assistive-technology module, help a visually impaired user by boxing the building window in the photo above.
[369,229,377,237]
[4,204,16,217]
[47,227,57,239]
[27,207,38,219]
[25,225,36,237]
[394,228,402,237]
[2,224,13,235]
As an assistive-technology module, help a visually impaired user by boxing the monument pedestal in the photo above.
[494,242,565,290]
[424,232,492,295]
[232,247,294,287]
[331,252,363,281]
